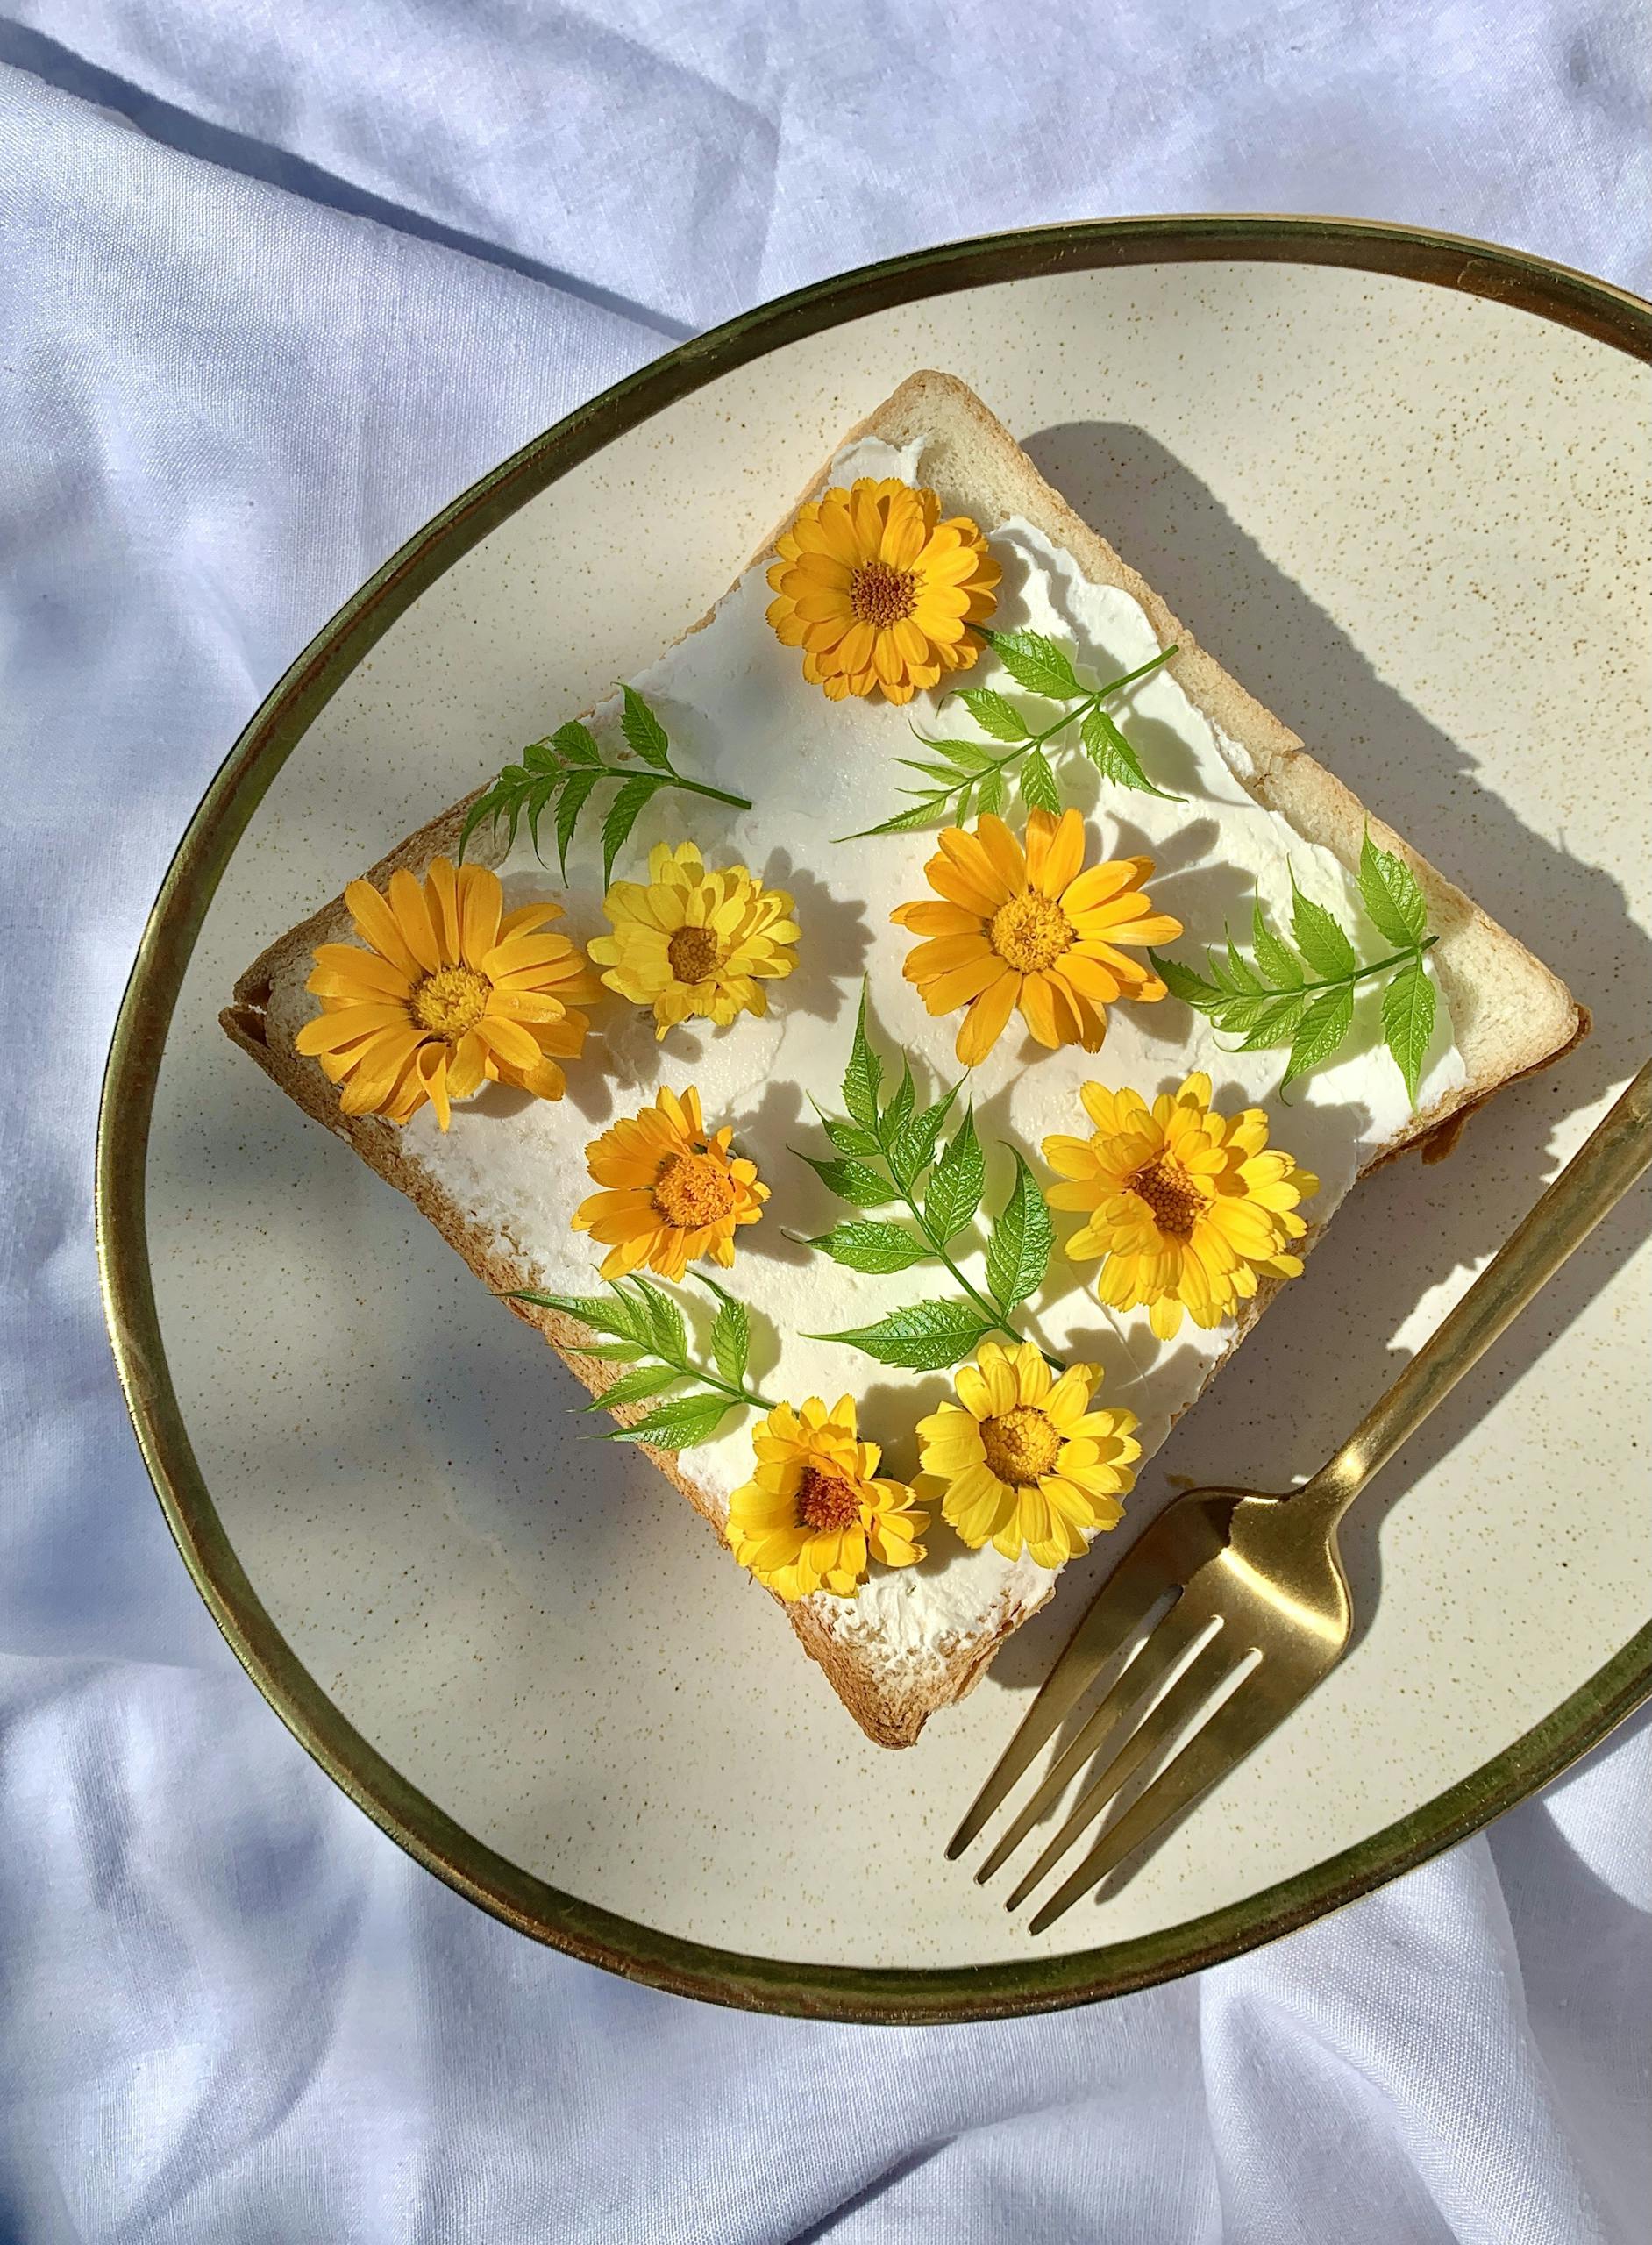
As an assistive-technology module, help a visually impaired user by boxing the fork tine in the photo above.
[974,1600,1215,1884]
[945,1532,1183,1861]
[1005,1631,1233,1910]
[1026,1662,1293,1933]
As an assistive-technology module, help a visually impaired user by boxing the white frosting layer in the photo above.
[274,435,1461,1678]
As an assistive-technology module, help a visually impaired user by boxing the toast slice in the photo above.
[224,372,1582,1747]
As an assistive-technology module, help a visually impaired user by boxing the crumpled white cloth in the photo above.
[0,10,1648,2238]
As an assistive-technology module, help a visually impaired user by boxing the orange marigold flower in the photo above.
[765,476,999,703]
[573,1086,767,1281]
[726,1394,928,1601]
[891,809,1183,1066]
[295,857,598,1129]
[1043,1073,1320,1338]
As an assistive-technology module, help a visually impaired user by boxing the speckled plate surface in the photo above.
[99,218,1652,2020]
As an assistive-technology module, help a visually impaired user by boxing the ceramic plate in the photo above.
[100,217,1652,2020]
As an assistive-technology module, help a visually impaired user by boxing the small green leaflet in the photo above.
[1149,832,1441,1102]
[1356,830,1428,948]
[840,984,882,1129]
[1019,747,1060,816]
[956,687,1027,743]
[901,738,998,774]
[588,1362,682,1409]
[637,1277,686,1361]
[808,1300,994,1373]
[1229,993,1314,1051]
[1380,957,1436,1104]
[1152,953,1219,1010]
[553,768,598,875]
[619,684,672,769]
[984,1151,1056,1310]
[817,1114,882,1159]
[888,1085,958,1190]
[509,1271,769,1450]
[1249,898,1302,989]
[799,988,1062,1370]
[804,1221,930,1274]
[456,688,750,883]
[923,1105,985,1240]
[882,1062,915,1144]
[865,797,948,837]
[795,1151,894,1208]
[983,626,1080,700]
[842,640,1182,839]
[1290,881,1358,980]
[600,777,657,887]
[609,1393,733,1451]
[1079,706,1177,801]
[709,1295,750,1386]
[1280,986,1354,1094]
[515,1286,640,1344]
[551,719,599,766]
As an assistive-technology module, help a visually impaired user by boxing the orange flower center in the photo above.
[666,925,723,984]
[1130,1155,1207,1239]
[980,1405,1062,1486]
[652,1150,737,1230]
[795,1463,863,1532]
[990,892,1074,973]
[849,559,917,629]
[410,965,491,1040]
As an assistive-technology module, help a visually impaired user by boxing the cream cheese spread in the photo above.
[268,435,1461,1682]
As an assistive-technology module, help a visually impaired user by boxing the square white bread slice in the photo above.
[224,372,1583,1748]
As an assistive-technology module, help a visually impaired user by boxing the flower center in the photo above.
[666,925,723,985]
[795,1463,863,1533]
[1129,1155,1207,1239]
[990,892,1074,973]
[980,1404,1063,1486]
[652,1150,737,1230]
[849,559,917,629]
[409,965,491,1040]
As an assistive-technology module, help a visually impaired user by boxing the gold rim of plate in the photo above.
[96,214,1652,2024]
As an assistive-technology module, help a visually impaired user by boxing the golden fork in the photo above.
[951,1060,1652,1935]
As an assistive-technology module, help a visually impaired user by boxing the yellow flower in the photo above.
[890,808,1183,1067]
[1043,1073,1320,1339]
[573,1085,767,1281]
[765,476,1000,703]
[916,1341,1139,1568]
[295,857,599,1129]
[726,1395,929,1601]
[587,841,800,1039]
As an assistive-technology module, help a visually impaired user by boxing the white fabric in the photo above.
[1,8,1647,2235]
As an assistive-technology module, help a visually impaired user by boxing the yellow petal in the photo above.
[1017,971,1062,1048]
[295,1002,411,1057]
[425,858,462,961]
[387,868,443,975]
[338,1027,424,1114]
[344,879,424,980]
[957,968,1019,1065]
[971,816,1027,898]
[474,1012,542,1073]
[917,952,1006,1015]
[309,944,411,1001]
[1039,809,1087,898]
[458,863,503,968]
[415,1042,452,1130]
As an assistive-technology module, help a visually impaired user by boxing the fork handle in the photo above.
[1296,1058,1652,1527]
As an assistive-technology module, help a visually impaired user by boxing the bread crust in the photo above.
[224,373,1583,1748]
